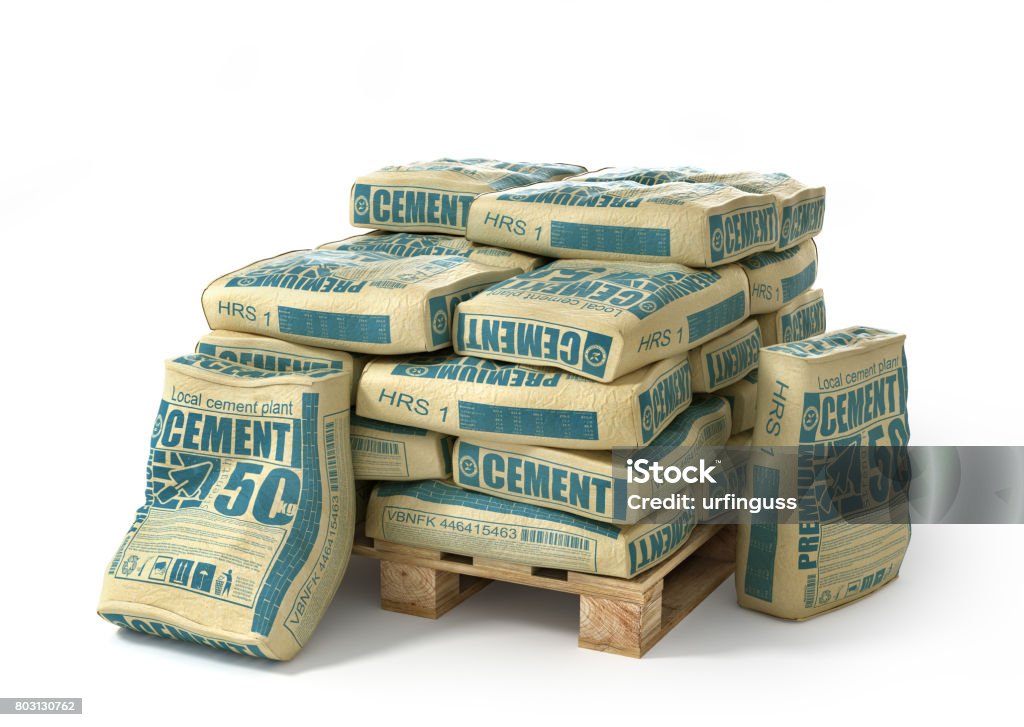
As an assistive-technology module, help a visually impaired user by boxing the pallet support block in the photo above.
[380,561,490,619]
[579,585,664,658]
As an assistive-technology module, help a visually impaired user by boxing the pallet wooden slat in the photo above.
[353,524,737,658]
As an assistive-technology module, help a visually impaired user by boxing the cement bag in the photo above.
[356,353,692,450]
[351,159,586,234]
[450,396,730,524]
[317,231,546,273]
[737,239,818,314]
[465,177,778,267]
[567,166,704,185]
[202,249,512,354]
[685,171,825,250]
[736,327,910,619]
[365,480,696,578]
[687,318,761,393]
[756,288,826,346]
[576,167,825,252]
[196,330,365,398]
[351,415,453,481]
[98,354,355,660]
[717,369,759,435]
[728,431,752,448]
[454,259,748,382]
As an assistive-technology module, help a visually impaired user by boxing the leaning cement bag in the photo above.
[716,369,759,435]
[687,318,761,393]
[351,159,586,234]
[365,480,697,578]
[317,232,546,272]
[196,330,365,397]
[465,178,778,267]
[451,396,730,524]
[356,353,692,450]
[736,327,910,619]
[202,249,512,354]
[98,354,355,660]
[684,171,825,250]
[737,239,818,314]
[351,414,453,481]
[756,288,826,346]
[453,259,748,382]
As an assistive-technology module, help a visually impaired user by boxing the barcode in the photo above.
[325,420,340,489]
[520,528,590,551]
[804,574,817,608]
[352,437,400,455]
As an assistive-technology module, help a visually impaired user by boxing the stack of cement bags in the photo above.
[98,158,906,663]
[355,163,831,579]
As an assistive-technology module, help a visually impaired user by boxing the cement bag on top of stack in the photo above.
[202,249,512,354]
[365,480,696,578]
[351,159,586,235]
[356,353,692,450]
[684,171,825,250]
[196,330,365,398]
[736,327,910,619]
[465,175,778,268]
[756,288,826,346]
[454,259,748,382]
[98,354,355,660]
[351,415,453,481]
[451,396,730,524]
[737,239,818,314]
[317,231,546,273]
[576,166,825,251]
[715,369,759,435]
[687,318,761,393]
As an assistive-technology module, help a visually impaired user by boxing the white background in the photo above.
[1,1,1021,724]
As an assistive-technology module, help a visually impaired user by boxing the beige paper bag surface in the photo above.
[716,369,759,435]
[737,239,818,314]
[453,259,748,382]
[685,172,825,250]
[98,354,355,659]
[365,480,696,578]
[727,430,752,448]
[756,288,826,346]
[317,231,546,272]
[687,318,761,393]
[351,415,453,481]
[196,330,365,397]
[202,249,513,354]
[451,396,730,523]
[194,331,451,481]
[351,159,586,234]
[571,167,825,252]
[465,177,778,267]
[737,327,910,619]
[356,353,692,450]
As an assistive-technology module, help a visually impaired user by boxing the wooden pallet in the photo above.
[352,523,736,658]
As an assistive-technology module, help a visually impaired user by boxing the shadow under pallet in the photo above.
[353,523,737,658]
